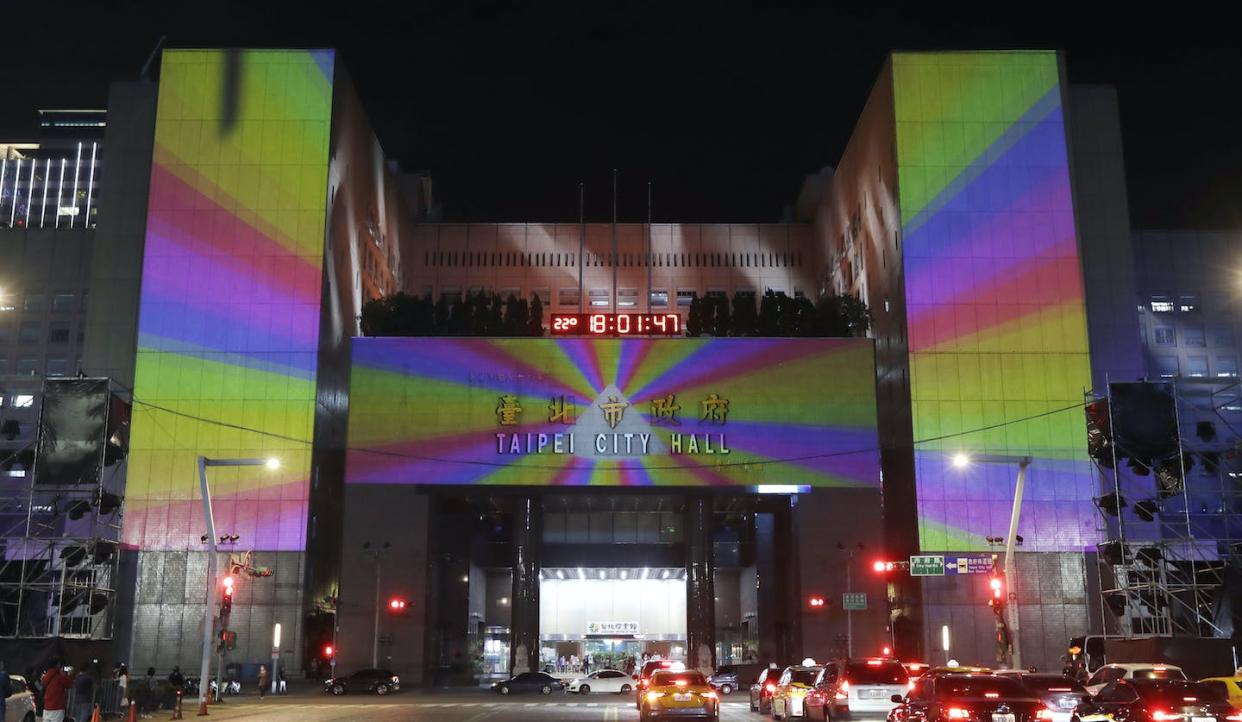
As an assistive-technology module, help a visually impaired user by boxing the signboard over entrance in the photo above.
[586,621,639,636]
[345,338,880,488]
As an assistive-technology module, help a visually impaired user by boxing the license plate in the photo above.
[992,714,1015,722]
[1192,717,1215,722]
[674,693,691,701]
[862,690,885,699]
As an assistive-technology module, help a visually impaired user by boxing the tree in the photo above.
[711,296,731,337]
[487,293,504,335]
[758,290,779,336]
[732,294,757,337]
[686,293,705,337]
[529,295,545,336]
[447,294,468,335]
[503,294,529,336]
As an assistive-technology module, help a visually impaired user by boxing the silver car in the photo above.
[4,674,37,722]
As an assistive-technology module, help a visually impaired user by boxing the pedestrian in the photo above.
[1,661,11,722]
[258,665,269,699]
[278,668,287,695]
[72,664,96,722]
[558,655,565,673]
[116,664,129,714]
[41,661,71,722]
[139,667,157,718]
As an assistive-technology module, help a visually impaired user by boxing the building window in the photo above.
[676,289,696,307]
[1186,356,1209,377]
[617,288,638,308]
[1212,325,1235,347]
[558,288,580,307]
[588,288,610,308]
[650,290,669,307]
[48,322,70,344]
[735,288,756,299]
[499,288,519,301]
[1150,296,1174,313]
[1217,356,1239,377]
[51,292,75,312]
[1155,356,1179,378]
[13,393,35,407]
[1153,327,1175,345]
[1179,295,1201,313]
[441,287,461,303]
[23,293,44,313]
[16,356,39,376]
[531,288,550,304]
[19,322,40,344]
[706,289,727,299]
[1183,326,1206,347]
[46,356,68,377]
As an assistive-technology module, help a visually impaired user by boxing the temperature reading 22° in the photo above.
[552,315,580,333]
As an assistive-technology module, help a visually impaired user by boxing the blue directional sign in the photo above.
[944,555,996,575]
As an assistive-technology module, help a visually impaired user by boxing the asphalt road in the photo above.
[181,691,761,721]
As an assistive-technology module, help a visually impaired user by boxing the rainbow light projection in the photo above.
[345,338,879,488]
[893,52,1095,552]
[124,50,335,551]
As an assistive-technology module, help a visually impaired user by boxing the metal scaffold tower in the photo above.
[1086,377,1242,638]
[0,377,129,640]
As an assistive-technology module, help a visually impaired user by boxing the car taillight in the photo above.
[1151,710,1181,721]
[946,707,971,719]
[909,680,916,691]
[766,683,777,694]
[646,691,665,703]
[1225,710,1242,722]
[1036,708,1056,720]
[836,680,850,700]
[702,690,718,699]
[640,679,649,689]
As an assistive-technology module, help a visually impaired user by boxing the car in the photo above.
[771,664,824,720]
[1084,664,1187,696]
[637,660,687,708]
[639,669,719,722]
[322,668,400,696]
[751,666,783,714]
[490,671,564,695]
[888,673,1043,722]
[1074,679,1238,722]
[708,665,739,695]
[1199,677,1242,708]
[995,671,1090,722]
[4,674,37,722]
[904,663,930,679]
[919,665,994,678]
[567,669,634,695]
[808,657,909,719]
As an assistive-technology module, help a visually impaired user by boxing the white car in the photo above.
[4,674,37,722]
[566,669,635,695]
[1084,663,1186,695]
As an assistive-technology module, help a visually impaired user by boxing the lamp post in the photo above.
[196,456,279,715]
[363,541,391,668]
[835,542,864,657]
[951,453,1031,670]
[271,623,281,695]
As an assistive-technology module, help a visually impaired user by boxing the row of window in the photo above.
[0,355,77,377]
[0,320,85,345]
[430,286,798,309]
[0,393,36,409]
[1,291,87,314]
[423,249,805,269]
[1153,355,1238,378]
[1151,324,1234,348]
[1148,295,1201,313]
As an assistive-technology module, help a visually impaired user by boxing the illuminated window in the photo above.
[1155,356,1179,378]
[588,289,610,308]
[1150,296,1174,313]
[649,290,668,307]
[51,292,75,312]
[14,394,35,407]
[1186,356,1209,377]
[676,290,696,307]
[1179,295,1200,313]
[1218,357,1239,377]
[46,356,68,377]
[1153,327,1175,346]
[617,289,638,308]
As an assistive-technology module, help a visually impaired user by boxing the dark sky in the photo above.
[4,2,1239,228]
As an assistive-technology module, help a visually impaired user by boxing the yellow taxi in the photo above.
[640,668,720,722]
[1201,677,1242,708]
[771,662,824,720]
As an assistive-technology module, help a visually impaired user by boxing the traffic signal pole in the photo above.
[196,456,219,715]
[1003,459,1031,670]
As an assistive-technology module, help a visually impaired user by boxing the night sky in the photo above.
[4,2,1238,228]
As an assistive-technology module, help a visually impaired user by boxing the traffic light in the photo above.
[388,597,409,613]
[217,630,237,652]
[220,575,235,619]
[323,644,335,659]
[873,560,895,573]
[807,595,827,610]
[987,573,1005,610]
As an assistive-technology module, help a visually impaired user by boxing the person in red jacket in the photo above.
[40,661,71,722]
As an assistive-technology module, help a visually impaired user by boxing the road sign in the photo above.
[842,592,867,610]
[910,555,945,576]
[944,555,995,575]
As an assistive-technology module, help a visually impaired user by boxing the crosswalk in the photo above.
[252,700,750,709]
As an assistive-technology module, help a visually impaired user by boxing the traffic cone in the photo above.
[91,704,103,722]
[127,700,138,722]
[170,691,185,720]
[196,696,209,717]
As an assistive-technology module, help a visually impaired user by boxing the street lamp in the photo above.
[949,453,1031,669]
[835,542,864,657]
[195,456,279,715]
[363,540,391,668]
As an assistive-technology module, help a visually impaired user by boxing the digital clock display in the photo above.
[550,313,682,336]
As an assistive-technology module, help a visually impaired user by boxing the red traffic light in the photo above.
[873,560,895,573]
[388,598,408,611]
[988,575,1005,606]
[222,575,235,596]
[323,644,334,658]
[808,595,827,609]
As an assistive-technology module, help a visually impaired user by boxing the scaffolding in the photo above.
[1087,376,1242,638]
[0,377,128,640]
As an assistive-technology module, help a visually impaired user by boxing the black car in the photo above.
[491,671,564,695]
[996,671,1089,721]
[1074,679,1235,722]
[750,667,782,714]
[889,673,1043,722]
[323,668,401,695]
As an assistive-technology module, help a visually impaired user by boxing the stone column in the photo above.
[509,496,542,674]
[685,496,716,674]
